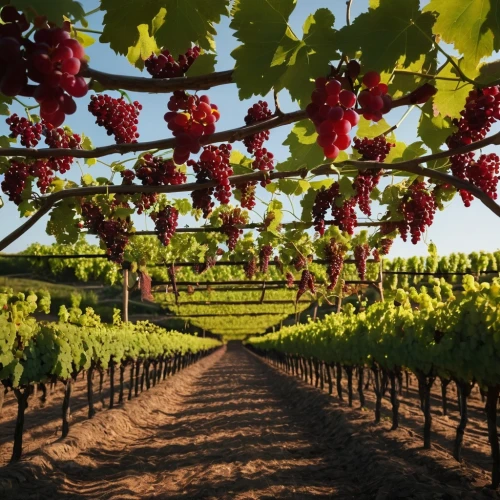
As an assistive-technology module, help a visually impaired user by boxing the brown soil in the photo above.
[0,343,498,499]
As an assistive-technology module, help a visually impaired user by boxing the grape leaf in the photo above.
[424,0,500,70]
[8,0,86,23]
[417,101,452,151]
[277,120,324,172]
[477,60,500,84]
[0,94,12,116]
[356,118,392,139]
[72,29,95,48]
[230,149,253,174]
[339,176,356,200]
[433,61,474,118]
[173,198,192,215]
[46,201,79,245]
[127,24,159,69]
[154,0,229,56]
[230,0,298,99]
[278,179,299,195]
[275,9,339,105]
[336,0,435,73]
[187,53,217,77]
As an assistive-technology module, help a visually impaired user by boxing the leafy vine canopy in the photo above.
[0,0,500,305]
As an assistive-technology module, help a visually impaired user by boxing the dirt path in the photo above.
[0,343,497,499]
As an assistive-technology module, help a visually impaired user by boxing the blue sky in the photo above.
[1,0,500,259]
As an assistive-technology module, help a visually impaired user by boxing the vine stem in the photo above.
[0,85,433,160]
[346,0,354,26]
[2,130,500,251]
[393,70,461,82]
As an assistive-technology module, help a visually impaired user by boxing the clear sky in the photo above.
[1,0,500,259]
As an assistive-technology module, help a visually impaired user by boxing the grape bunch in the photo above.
[296,270,316,302]
[398,181,437,244]
[352,136,394,216]
[447,85,500,149]
[80,201,132,263]
[238,181,257,210]
[252,148,275,186]
[378,238,394,256]
[325,239,345,290]
[133,193,158,214]
[134,153,187,186]
[292,254,306,271]
[88,94,141,144]
[145,46,200,78]
[244,258,257,279]
[164,91,220,164]
[6,114,43,147]
[286,272,295,288]
[357,71,392,122]
[0,6,88,126]
[259,244,273,273]
[243,100,272,154]
[189,144,233,213]
[219,208,246,251]
[306,77,359,160]
[193,256,217,275]
[372,248,381,262]
[151,205,179,246]
[354,243,370,280]
[44,124,81,173]
[191,188,215,218]
[1,160,31,203]
[312,182,357,236]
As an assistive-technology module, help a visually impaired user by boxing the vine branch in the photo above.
[1,130,500,251]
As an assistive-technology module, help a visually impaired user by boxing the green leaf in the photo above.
[81,135,94,151]
[433,60,474,118]
[127,24,159,68]
[277,120,324,172]
[154,0,229,56]
[0,94,12,116]
[173,198,192,215]
[384,141,407,163]
[265,183,279,194]
[50,179,66,192]
[356,118,391,138]
[401,141,427,161]
[336,0,436,72]
[73,29,95,48]
[0,135,10,149]
[417,101,453,151]
[86,158,97,166]
[46,201,79,245]
[278,179,299,195]
[230,0,298,99]
[100,1,165,56]
[275,9,339,105]
[186,53,216,76]
[115,207,135,219]
[477,60,500,84]
[230,149,253,174]
[9,0,86,23]
[296,180,311,195]
[339,176,355,200]
[424,0,500,70]
[81,174,94,186]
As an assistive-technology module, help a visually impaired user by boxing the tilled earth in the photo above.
[0,343,498,499]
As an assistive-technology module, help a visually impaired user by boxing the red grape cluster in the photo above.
[354,243,370,280]
[189,144,233,209]
[192,188,214,218]
[134,153,187,186]
[88,94,141,144]
[252,148,274,186]
[134,193,158,214]
[286,272,295,288]
[398,181,437,244]
[292,254,306,271]
[259,244,273,273]
[451,153,500,206]
[243,100,272,154]
[325,239,345,290]
[6,114,43,147]
[352,136,394,216]
[357,71,392,122]
[447,86,500,149]
[44,125,81,173]
[151,205,179,246]
[164,91,220,164]
[145,46,200,78]
[238,181,257,210]
[312,182,357,236]
[244,258,257,279]
[378,238,394,256]
[306,77,359,160]
[193,256,217,275]
[0,6,87,126]
[296,270,315,302]
[80,201,132,263]
[372,248,380,262]
[1,160,31,203]
[219,208,246,251]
